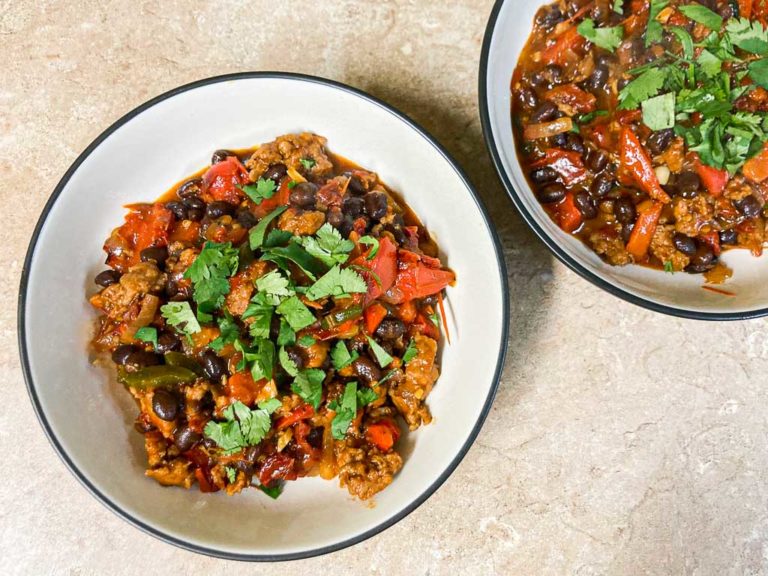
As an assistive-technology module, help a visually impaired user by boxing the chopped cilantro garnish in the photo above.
[576,18,623,52]
[203,399,280,454]
[613,0,623,14]
[619,67,667,109]
[258,483,283,499]
[276,295,316,331]
[287,180,297,189]
[242,293,274,339]
[160,301,201,339]
[240,178,277,205]
[366,336,394,368]
[402,338,418,364]
[278,346,299,377]
[328,381,358,439]
[357,387,378,407]
[134,326,157,350]
[235,337,275,381]
[642,92,675,131]
[299,157,316,170]
[726,18,768,54]
[663,261,674,274]
[226,466,237,484]
[331,340,359,370]
[645,0,669,46]
[305,265,368,301]
[679,4,723,31]
[209,312,240,352]
[298,335,317,347]
[276,317,296,346]
[358,235,380,259]
[298,223,355,266]
[291,369,325,409]
[249,206,288,250]
[261,242,326,281]
[255,270,294,305]
[183,241,239,310]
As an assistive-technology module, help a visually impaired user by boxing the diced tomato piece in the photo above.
[105,203,174,272]
[366,419,400,452]
[411,313,440,340]
[543,84,596,114]
[275,404,315,430]
[743,142,768,183]
[352,236,398,302]
[554,192,582,233]
[364,302,388,334]
[258,452,297,486]
[693,156,729,196]
[541,27,585,65]
[385,249,455,304]
[201,156,249,204]
[225,371,265,406]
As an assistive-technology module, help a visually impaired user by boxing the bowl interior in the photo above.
[21,75,506,558]
[483,1,768,317]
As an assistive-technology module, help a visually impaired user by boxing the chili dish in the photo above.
[512,0,768,283]
[89,133,455,500]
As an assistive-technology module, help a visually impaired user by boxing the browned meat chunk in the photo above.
[649,225,690,271]
[89,262,165,321]
[389,335,438,430]
[673,196,713,237]
[225,261,271,316]
[246,133,333,180]
[278,208,326,236]
[146,459,195,488]
[336,442,403,500]
[588,228,632,266]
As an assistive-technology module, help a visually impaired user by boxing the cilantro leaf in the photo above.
[366,336,394,368]
[305,265,368,301]
[183,242,239,310]
[331,340,359,370]
[748,58,768,89]
[577,18,624,52]
[255,270,295,305]
[298,223,355,266]
[402,338,418,364]
[260,242,326,281]
[298,335,317,346]
[613,0,623,14]
[697,49,722,77]
[134,326,157,350]
[329,381,358,439]
[263,229,293,248]
[279,346,299,377]
[670,26,694,59]
[645,0,669,46]
[209,312,240,352]
[357,387,378,407]
[235,337,275,381]
[203,399,280,454]
[258,483,283,499]
[619,67,667,109]
[226,466,237,484]
[276,317,296,346]
[358,236,380,259]
[642,92,676,130]
[300,157,316,170]
[240,178,277,205]
[276,295,316,331]
[291,369,325,410]
[679,4,722,30]
[242,293,274,339]
[249,206,288,250]
[726,18,768,55]
[160,301,201,338]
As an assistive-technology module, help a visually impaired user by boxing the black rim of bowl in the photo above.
[478,0,768,321]
[18,71,510,561]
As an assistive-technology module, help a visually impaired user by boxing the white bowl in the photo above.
[480,1,768,319]
[19,73,508,560]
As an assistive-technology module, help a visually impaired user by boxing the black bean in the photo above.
[364,192,388,220]
[516,87,538,110]
[686,245,716,273]
[590,173,615,199]
[676,171,701,196]
[124,350,162,370]
[342,195,365,218]
[236,208,257,229]
[385,223,407,245]
[289,182,317,209]
[586,149,609,172]
[174,425,201,452]
[614,197,636,224]
[646,129,674,155]
[285,347,306,371]
[307,426,324,449]
[538,184,566,204]
[347,174,366,195]
[531,101,558,123]
[152,389,179,421]
[564,133,585,155]
[178,178,202,199]
[551,132,568,148]
[352,356,381,384]
[375,318,406,341]
[720,228,738,245]
[530,167,558,185]
[112,345,136,365]
[574,191,597,219]
[263,163,287,184]
[165,201,188,220]
[327,208,344,229]
[734,195,763,218]
[156,331,181,354]
[211,149,234,164]
[596,53,615,67]
[587,65,609,91]
[339,214,358,237]
[673,233,697,256]
[140,246,168,266]
[536,4,563,28]
[201,350,226,382]
[182,196,206,221]
[205,201,234,219]
[95,269,121,287]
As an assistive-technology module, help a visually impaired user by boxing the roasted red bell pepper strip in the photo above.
[543,84,597,114]
[531,148,588,185]
[275,404,314,430]
[202,156,249,204]
[742,142,768,183]
[352,236,398,302]
[364,302,388,334]
[740,0,753,18]
[693,159,729,197]
[365,419,400,452]
[258,452,297,486]
[626,201,663,259]
[386,251,455,304]
[619,127,670,203]
[541,26,585,65]
[554,192,582,233]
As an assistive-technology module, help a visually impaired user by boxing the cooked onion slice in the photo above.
[522,117,573,141]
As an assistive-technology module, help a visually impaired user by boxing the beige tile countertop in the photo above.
[3,1,768,574]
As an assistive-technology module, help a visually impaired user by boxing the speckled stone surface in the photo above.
[3,1,768,574]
